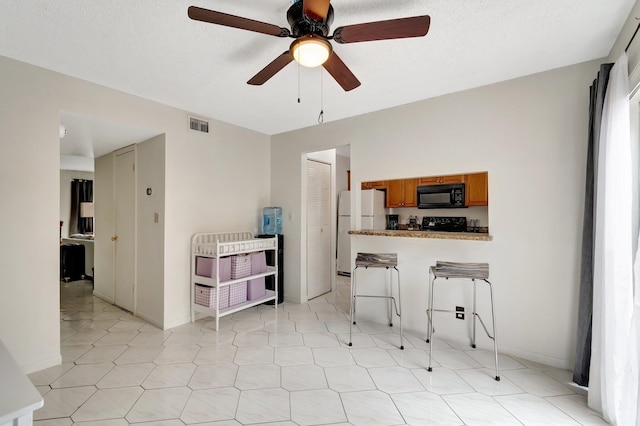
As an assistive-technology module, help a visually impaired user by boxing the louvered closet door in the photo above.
[306,159,332,299]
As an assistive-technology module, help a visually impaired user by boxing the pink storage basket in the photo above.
[247,277,266,301]
[250,251,267,274]
[196,256,232,281]
[229,281,248,306]
[194,284,229,309]
[231,254,252,279]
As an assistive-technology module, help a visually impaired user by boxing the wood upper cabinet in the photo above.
[418,174,464,185]
[361,180,387,190]
[363,172,488,207]
[464,172,488,206]
[386,178,417,208]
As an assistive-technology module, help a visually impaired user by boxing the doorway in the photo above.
[306,158,332,299]
[59,112,158,312]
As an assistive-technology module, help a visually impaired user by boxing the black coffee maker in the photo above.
[386,214,399,230]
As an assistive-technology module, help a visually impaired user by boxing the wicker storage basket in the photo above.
[231,254,252,279]
[194,284,229,309]
[229,281,248,306]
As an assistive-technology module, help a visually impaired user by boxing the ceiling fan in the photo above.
[188,0,431,91]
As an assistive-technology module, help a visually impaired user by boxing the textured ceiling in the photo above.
[0,0,636,141]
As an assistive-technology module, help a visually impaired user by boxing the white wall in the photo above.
[271,59,600,368]
[59,170,94,238]
[163,120,270,328]
[0,57,62,371]
[94,139,167,327]
[0,55,270,373]
[136,135,166,327]
[94,154,115,304]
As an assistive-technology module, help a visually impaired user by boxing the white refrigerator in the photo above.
[337,189,386,275]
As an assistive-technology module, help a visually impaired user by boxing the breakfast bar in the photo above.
[349,229,492,241]
[346,227,496,352]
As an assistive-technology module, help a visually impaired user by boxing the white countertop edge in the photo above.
[0,340,44,423]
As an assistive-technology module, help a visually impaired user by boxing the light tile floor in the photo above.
[31,277,607,425]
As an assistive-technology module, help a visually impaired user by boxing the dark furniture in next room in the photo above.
[257,234,283,304]
[60,244,85,282]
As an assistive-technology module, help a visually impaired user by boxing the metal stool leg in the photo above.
[426,274,436,372]
[387,267,393,326]
[349,262,403,350]
[472,278,477,349]
[471,279,500,381]
[487,279,500,381]
[426,267,434,344]
[426,262,498,381]
[349,266,358,347]
[395,266,404,350]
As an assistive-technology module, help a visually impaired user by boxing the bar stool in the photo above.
[426,261,499,381]
[349,253,404,350]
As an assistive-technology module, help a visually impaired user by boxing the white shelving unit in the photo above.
[190,232,278,330]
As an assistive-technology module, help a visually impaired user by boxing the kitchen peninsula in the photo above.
[347,228,495,348]
[344,171,494,342]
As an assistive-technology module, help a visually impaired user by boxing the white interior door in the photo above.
[114,148,135,312]
[307,159,332,299]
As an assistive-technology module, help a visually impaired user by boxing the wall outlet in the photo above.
[456,306,465,320]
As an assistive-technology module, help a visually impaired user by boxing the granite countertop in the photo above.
[349,229,493,241]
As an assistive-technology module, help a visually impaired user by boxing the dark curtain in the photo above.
[69,179,93,235]
[573,63,613,387]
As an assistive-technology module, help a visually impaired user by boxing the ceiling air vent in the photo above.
[189,116,210,133]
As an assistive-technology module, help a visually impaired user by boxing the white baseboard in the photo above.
[163,315,192,330]
[92,291,114,304]
[135,311,164,330]
[23,354,62,375]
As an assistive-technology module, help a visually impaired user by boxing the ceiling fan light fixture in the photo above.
[291,35,332,68]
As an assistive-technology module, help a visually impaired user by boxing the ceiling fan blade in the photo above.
[303,0,331,21]
[332,15,430,44]
[247,52,294,85]
[322,52,361,91]
[188,6,290,37]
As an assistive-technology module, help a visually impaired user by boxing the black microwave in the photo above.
[417,183,466,209]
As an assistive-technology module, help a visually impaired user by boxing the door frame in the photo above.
[112,144,137,313]
[301,150,337,302]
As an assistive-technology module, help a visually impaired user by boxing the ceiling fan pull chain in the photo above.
[318,69,324,124]
[297,61,301,103]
